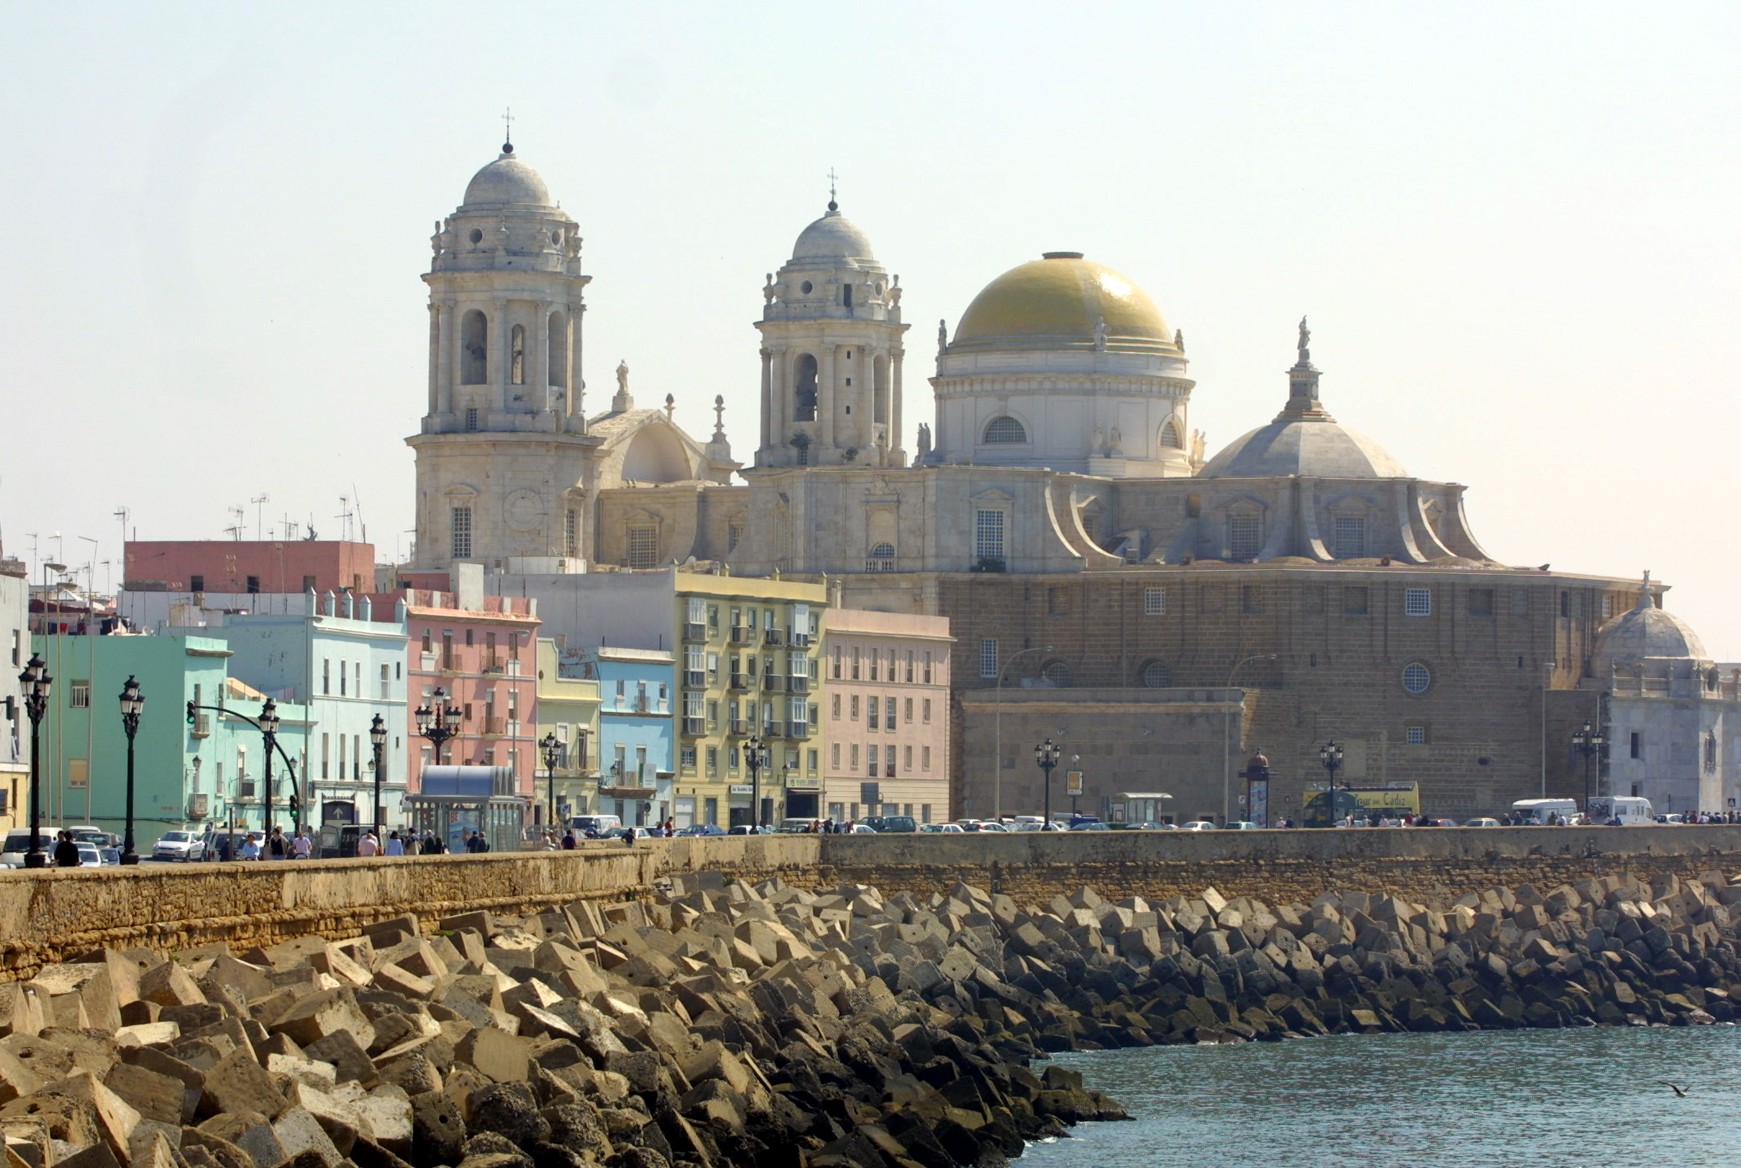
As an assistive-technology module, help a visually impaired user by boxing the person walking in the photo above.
[53,830,81,868]
[357,831,380,857]
[421,831,445,855]
[291,828,314,859]
[266,826,288,860]
[562,828,577,849]
[384,831,404,857]
[240,833,262,861]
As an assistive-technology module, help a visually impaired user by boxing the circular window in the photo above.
[551,230,562,245]
[800,280,814,294]
[1401,662,1431,695]
[468,228,483,244]
[1042,661,1072,687]
[1140,661,1171,688]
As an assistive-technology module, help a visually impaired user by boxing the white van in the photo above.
[567,814,622,838]
[1,827,61,868]
[1509,798,1580,825]
[1587,796,1655,825]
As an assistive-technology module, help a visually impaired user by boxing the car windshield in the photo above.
[162,832,193,842]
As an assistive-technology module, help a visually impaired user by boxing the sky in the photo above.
[2,3,1739,652]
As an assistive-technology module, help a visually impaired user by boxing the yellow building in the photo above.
[533,638,600,830]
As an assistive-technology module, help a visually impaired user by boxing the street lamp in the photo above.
[118,675,144,865]
[540,731,561,829]
[18,654,51,869]
[993,645,1051,820]
[1034,738,1061,827]
[1223,654,1276,824]
[369,713,387,841]
[414,687,463,765]
[744,735,770,830]
[1319,740,1344,826]
[1571,720,1604,817]
[259,699,280,838]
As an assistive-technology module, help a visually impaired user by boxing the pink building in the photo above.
[822,609,953,824]
[124,541,377,596]
[392,583,541,809]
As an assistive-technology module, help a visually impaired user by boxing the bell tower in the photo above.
[408,137,598,572]
[754,192,908,469]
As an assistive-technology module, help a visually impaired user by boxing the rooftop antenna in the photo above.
[225,506,244,541]
[251,494,270,539]
[351,484,367,545]
[335,496,355,542]
[827,166,838,212]
[502,107,514,154]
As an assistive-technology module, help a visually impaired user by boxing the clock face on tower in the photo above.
[505,489,543,530]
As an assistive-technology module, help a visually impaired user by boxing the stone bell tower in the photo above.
[753,191,908,469]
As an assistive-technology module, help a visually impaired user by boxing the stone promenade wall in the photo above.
[0,837,820,981]
[809,826,1741,907]
[4,827,1740,982]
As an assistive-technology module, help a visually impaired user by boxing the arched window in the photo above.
[1042,661,1071,687]
[983,416,1026,444]
[1140,660,1172,688]
[867,543,895,572]
[794,354,819,422]
[548,311,568,388]
[510,324,526,385]
[1401,662,1431,695]
[843,283,854,309]
[461,310,488,385]
[873,355,890,424]
[1160,419,1183,448]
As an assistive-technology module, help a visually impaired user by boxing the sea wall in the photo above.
[5,826,1741,981]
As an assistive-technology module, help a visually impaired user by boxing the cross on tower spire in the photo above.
[827,167,838,212]
[501,107,514,154]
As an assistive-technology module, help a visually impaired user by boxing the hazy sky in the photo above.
[4,3,1739,652]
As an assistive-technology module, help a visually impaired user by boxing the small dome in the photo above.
[791,206,876,263]
[1592,585,1707,675]
[462,152,553,208]
[1199,418,1408,479]
[951,254,1175,353]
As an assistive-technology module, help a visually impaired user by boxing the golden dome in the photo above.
[950,253,1177,354]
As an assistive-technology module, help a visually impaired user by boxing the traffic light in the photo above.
[288,794,300,821]
[186,700,196,725]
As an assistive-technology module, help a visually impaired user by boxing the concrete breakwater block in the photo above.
[6,867,1738,1166]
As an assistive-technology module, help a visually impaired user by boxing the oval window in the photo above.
[468,228,483,244]
[1402,662,1431,695]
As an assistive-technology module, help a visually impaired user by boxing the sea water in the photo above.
[1018,1027,1741,1168]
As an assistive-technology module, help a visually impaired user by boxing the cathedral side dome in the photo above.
[1198,418,1409,479]
[462,150,554,209]
[791,204,876,263]
[950,253,1177,354]
[1592,579,1708,675]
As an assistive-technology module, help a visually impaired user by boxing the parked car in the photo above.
[151,830,206,862]
[69,825,116,848]
[860,815,917,833]
[920,823,965,833]
[98,848,122,866]
[1180,821,1218,831]
[74,843,103,868]
[1464,818,1501,828]
[777,818,817,833]
[848,823,878,833]
[1125,821,1175,830]
[1221,820,1260,830]
[605,827,657,840]
[676,823,726,837]
[975,821,1010,832]
[1069,820,1110,831]
[1,826,63,868]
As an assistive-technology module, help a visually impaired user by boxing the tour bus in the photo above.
[1302,783,1422,827]
[1509,798,1580,825]
[1585,796,1655,825]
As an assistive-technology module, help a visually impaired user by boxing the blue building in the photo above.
[578,646,674,827]
[163,591,408,829]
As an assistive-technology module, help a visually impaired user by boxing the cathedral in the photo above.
[410,141,1740,823]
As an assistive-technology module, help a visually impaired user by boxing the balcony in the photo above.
[187,793,209,820]
[683,621,707,643]
[729,674,751,692]
[634,695,651,714]
[788,675,809,694]
[480,653,504,674]
[684,670,705,688]
[189,714,211,739]
[762,721,784,739]
[761,674,786,693]
[682,717,706,737]
[481,716,508,737]
[730,626,752,645]
[728,718,749,735]
[763,628,784,647]
[438,653,463,675]
[788,722,812,740]
[790,631,812,648]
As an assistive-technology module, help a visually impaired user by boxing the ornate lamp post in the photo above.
[744,735,770,830]
[414,687,463,765]
[118,675,144,864]
[540,731,561,829]
[1319,740,1344,826]
[19,654,51,868]
[1571,720,1605,817]
[1034,738,1061,828]
[369,713,387,841]
[259,699,280,837]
